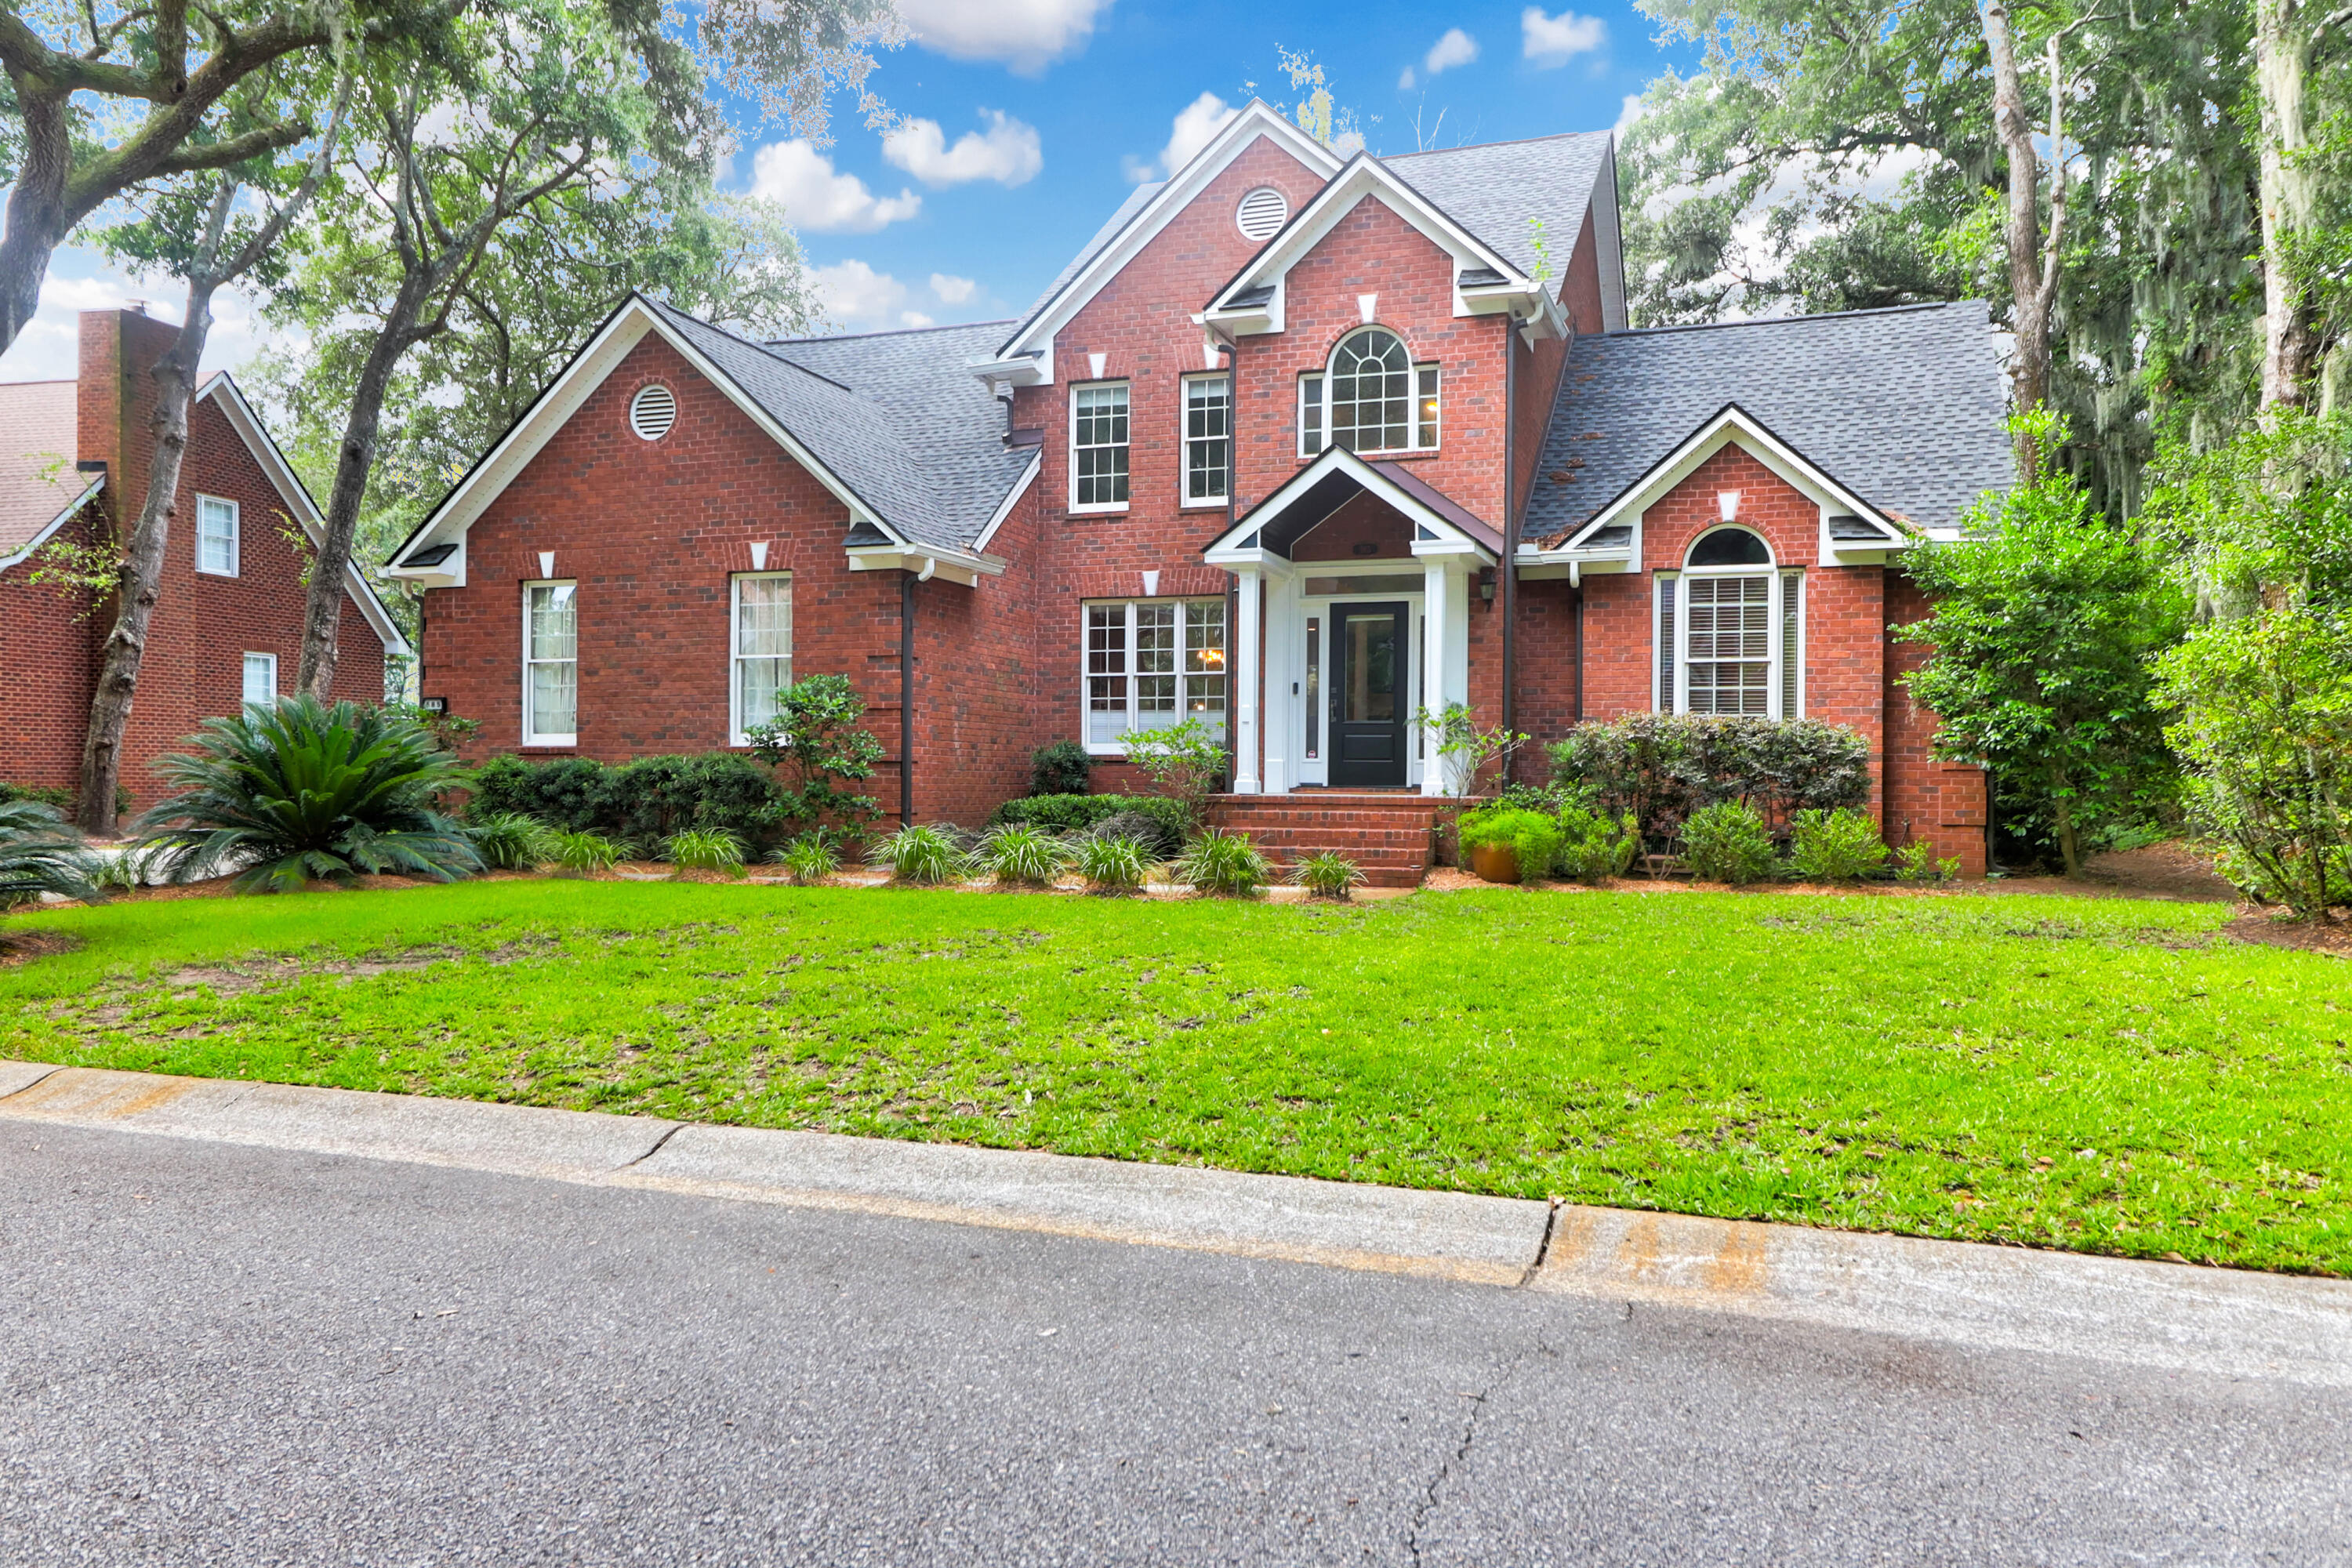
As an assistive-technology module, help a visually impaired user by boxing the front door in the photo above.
[1330,601,1410,787]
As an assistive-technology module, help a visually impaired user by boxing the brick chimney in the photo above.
[76,307,183,525]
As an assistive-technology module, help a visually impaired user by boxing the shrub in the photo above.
[1457,805,1565,879]
[1547,713,1870,844]
[1073,832,1152,895]
[467,754,607,831]
[0,799,103,908]
[552,830,625,875]
[1679,799,1777,885]
[1413,702,1528,797]
[1028,739,1093,797]
[977,822,1074,886]
[133,697,481,894]
[771,832,842,884]
[0,782,76,814]
[666,828,746,877]
[742,673,886,838]
[1893,839,1962,884]
[468,812,557,870]
[1091,805,1185,860]
[991,793,1189,855]
[593,753,786,852]
[1290,850,1367,900]
[1556,804,1642,883]
[1173,828,1270,897]
[871,823,969,885]
[1120,718,1226,834]
[1788,808,1889,882]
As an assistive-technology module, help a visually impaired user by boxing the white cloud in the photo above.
[1398,65,1416,91]
[1425,28,1479,75]
[749,141,920,234]
[1522,6,1606,67]
[883,110,1044,188]
[1127,91,1239,183]
[929,273,978,304]
[895,0,1112,74]
[0,251,279,383]
[809,261,949,332]
[1612,92,1643,141]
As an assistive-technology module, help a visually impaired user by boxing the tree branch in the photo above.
[142,118,310,180]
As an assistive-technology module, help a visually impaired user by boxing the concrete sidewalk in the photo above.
[5,1058,2349,1388]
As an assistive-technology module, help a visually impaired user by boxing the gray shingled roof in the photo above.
[1525,302,2012,546]
[1386,132,1615,279]
[644,301,1029,554]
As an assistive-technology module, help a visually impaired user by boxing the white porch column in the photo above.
[1261,568,1300,793]
[1421,557,1450,797]
[1232,564,1264,794]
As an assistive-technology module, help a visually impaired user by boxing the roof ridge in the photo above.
[1599,301,1973,339]
[1385,128,1613,162]
[771,318,1015,347]
[655,299,859,394]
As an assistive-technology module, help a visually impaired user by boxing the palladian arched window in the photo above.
[1655,524,1807,718]
[1298,328,1439,456]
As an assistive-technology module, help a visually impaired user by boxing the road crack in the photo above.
[1403,1337,1552,1566]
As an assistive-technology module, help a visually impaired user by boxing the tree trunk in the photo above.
[2052,791,2082,879]
[1984,0,2053,476]
[0,88,74,359]
[76,278,220,835]
[2254,0,2320,412]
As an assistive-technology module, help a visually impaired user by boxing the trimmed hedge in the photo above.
[466,753,790,852]
[989,792,1189,851]
[1548,714,1869,845]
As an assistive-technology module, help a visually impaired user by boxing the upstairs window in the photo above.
[1183,375,1230,505]
[196,495,239,575]
[1298,328,1439,457]
[1072,382,1130,510]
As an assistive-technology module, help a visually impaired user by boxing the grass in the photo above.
[2,880,2346,1275]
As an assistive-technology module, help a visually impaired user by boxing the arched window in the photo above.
[1657,526,1806,717]
[1298,328,1440,456]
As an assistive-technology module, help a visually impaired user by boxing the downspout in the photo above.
[1501,312,1519,779]
[899,568,917,824]
[1572,587,1584,722]
[1212,329,1239,795]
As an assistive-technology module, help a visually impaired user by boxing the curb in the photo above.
[5,1061,2350,1386]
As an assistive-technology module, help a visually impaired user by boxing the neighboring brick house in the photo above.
[387,102,2009,877]
[1,309,408,814]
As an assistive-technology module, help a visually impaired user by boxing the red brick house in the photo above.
[1,309,407,814]
[387,103,2008,878]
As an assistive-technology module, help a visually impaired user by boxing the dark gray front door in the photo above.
[1330,602,1410,788]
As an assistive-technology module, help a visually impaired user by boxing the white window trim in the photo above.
[195,494,239,577]
[1667,529,1798,719]
[728,571,793,747]
[1180,372,1232,509]
[1069,379,1131,514]
[1081,597,1229,756]
[241,652,278,708]
[521,578,579,747]
[1296,329,1441,459]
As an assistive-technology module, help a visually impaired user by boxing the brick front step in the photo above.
[1206,792,1460,887]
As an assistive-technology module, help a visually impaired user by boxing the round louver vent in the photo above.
[1236,187,1288,241]
[630,383,677,441]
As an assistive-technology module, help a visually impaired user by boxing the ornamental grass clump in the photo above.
[467,811,557,871]
[665,829,746,877]
[1289,850,1367,900]
[1788,808,1889,882]
[977,822,1074,887]
[551,830,625,876]
[133,696,481,894]
[1174,828,1271,898]
[1678,800,1777,885]
[873,823,970,886]
[771,832,842,885]
[1073,831,1152,895]
[0,800,104,908]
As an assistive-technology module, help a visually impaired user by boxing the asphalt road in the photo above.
[3,1120,2347,1566]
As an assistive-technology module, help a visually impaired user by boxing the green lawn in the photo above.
[2,880,2345,1273]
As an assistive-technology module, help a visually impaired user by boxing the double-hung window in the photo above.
[1298,328,1439,457]
[1182,375,1231,505]
[730,572,792,744]
[1072,382,1130,510]
[1083,598,1228,749]
[196,495,238,575]
[241,652,278,708]
[1656,528,1802,717]
[523,580,578,746]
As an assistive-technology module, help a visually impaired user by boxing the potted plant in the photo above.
[1454,805,1563,885]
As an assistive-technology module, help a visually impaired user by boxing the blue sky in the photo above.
[1,0,1695,381]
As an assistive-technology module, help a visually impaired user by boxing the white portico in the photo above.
[1203,448,1497,797]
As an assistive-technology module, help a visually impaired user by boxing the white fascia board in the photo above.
[1592,146,1629,332]
[970,350,1049,389]
[199,372,412,657]
[1203,446,1497,565]
[971,450,1040,553]
[0,472,106,572]
[1203,544,1290,572]
[998,103,1343,376]
[1560,406,1891,551]
[843,544,1004,588]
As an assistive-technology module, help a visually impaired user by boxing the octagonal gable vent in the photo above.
[630,383,677,441]
[1236,187,1288,242]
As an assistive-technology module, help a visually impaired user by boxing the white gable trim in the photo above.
[0,471,105,572]
[989,102,1343,380]
[1555,405,1902,563]
[387,296,903,588]
[971,448,1040,553]
[1203,445,1496,566]
[197,373,412,657]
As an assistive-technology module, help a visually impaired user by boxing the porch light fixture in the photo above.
[1719,489,1742,522]
[1479,571,1497,604]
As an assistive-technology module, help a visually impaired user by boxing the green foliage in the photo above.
[1413,702,1528,797]
[1073,833,1153,895]
[466,812,557,871]
[385,704,482,753]
[467,755,608,830]
[977,823,1075,887]
[596,753,786,851]
[1788,808,1890,882]
[1679,800,1777,886]
[1894,840,1962,884]
[771,832,844,886]
[1118,719,1227,834]
[1548,713,1870,844]
[1900,413,2193,877]
[742,674,885,837]
[664,829,746,877]
[1456,805,1566,879]
[872,824,969,886]
[0,782,77,814]
[1173,828,1271,898]
[1028,740,1094,797]
[551,831,625,876]
[1289,850,1367,901]
[0,800,103,909]
[1556,804,1642,883]
[991,793,1189,857]
[133,697,480,894]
